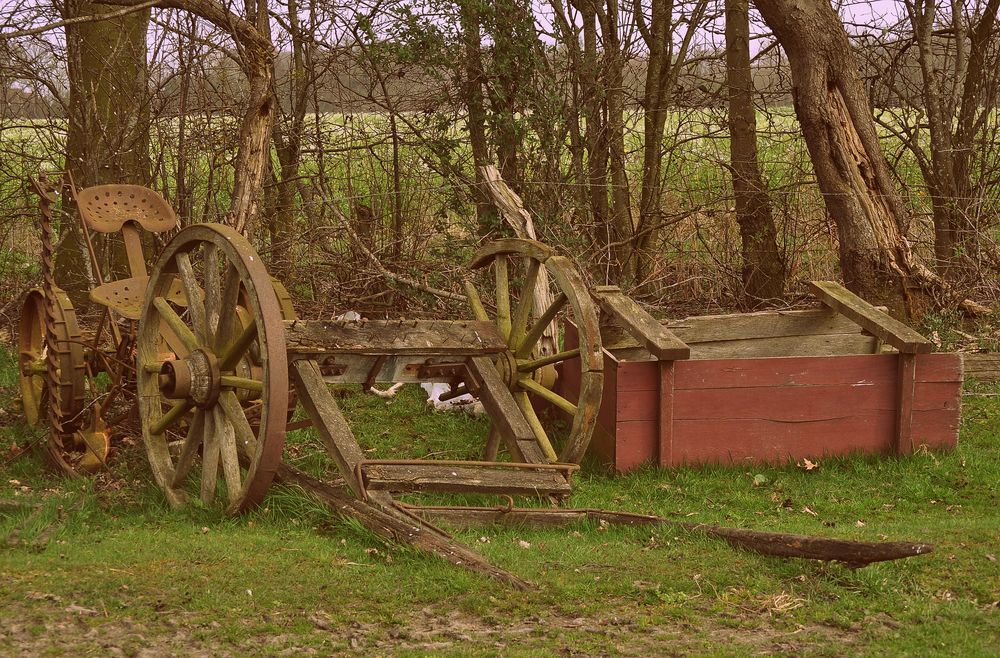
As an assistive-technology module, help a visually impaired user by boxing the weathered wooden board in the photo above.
[362,462,572,496]
[963,353,1000,383]
[592,286,690,360]
[601,308,880,360]
[285,319,506,357]
[808,281,932,354]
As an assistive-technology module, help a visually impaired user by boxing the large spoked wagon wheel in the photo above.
[137,224,288,514]
[466,238,602,464]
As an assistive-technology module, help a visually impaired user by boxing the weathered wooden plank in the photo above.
[671,307,867,341]
[289,359,366,497]
[607,335,878,362]
[658,361,675,467]
[601,308,873,349]
[670,355,898,391]
[896,354,917,456]
[275,464,531,590]
[910,408,961,450]
[593,286,690,360]
[361,462,572,496]
[616,387,659,422]
[670,412,897,466]
[465,355,547,464]
[914,352,965,382]
[962,353,1000,382]
[673,382,898,421]
[285,319,507,357]
[610,420,659,472]
[807,281,932,353]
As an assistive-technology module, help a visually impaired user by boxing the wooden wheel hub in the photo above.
[158,349,221,408]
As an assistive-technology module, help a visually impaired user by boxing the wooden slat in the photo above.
[465,355,547,464]
[658,361,674,467]
[678,355,899,391]
[665,308,866,343]
[285,319,507,357]
[289,359,366,497]
[611,334,878,361]
[807,281,932,353]
[963,353,1000,383]
[593,286,690,360]
[361,463,572,496]
[896,354,917,456]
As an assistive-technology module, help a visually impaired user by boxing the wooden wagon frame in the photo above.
[560,283,963,472]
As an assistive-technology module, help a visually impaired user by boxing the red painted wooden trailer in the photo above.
[560,282,964,472]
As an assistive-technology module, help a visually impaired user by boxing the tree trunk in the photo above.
[631,0,708,290]
[752,0,944,319]
[459,0,496,236]
[726,0,784,305]
[107,0,275,235]
[58,0,151,304]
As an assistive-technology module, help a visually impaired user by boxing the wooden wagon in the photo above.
[559,283,964,472]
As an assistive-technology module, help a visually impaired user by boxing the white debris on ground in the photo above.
[420,382,485,416]
[334,310,483,415]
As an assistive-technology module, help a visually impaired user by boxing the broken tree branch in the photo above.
[401,505,934,568]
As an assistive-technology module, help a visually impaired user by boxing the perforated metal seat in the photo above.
[90,275,189,320]
[77,185,177,234]
[76,184,181,318]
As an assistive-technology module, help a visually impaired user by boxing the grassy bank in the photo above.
[1,347,997,656]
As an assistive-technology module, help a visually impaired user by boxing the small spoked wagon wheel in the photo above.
[137,224,288,514]
[18,289,49,427]
[466,238,603,464]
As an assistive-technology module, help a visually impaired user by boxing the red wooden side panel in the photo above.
[560,326,962,472]
[609,354,963,471]
[911,353,963,450]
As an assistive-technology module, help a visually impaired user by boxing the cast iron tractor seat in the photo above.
[79,185,182,319]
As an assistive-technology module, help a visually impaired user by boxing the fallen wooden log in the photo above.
[274,464,532,590]
[401,505,934,568]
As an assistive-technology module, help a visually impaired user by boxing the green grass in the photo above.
[1,345,998,656]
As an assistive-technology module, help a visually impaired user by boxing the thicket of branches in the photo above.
[1,0,998,320]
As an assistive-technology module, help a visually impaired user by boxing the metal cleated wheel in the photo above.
[137,224,288,514]
[465,238,603,464]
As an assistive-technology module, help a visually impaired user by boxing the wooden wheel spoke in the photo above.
[495,256,511,339]
[215,264,241,351]
[176,252,207,343]
[200,408,221,505]
[153,297,200,354]
[515,391,558,462]
[215,407,242,505]
[219,318,258,371]
[517,292,567,358]
[151,399,194,436]
[171,409,204,488]
[508,259,540,350]
[518,377,577,416]
[518,348,581,373]
[219,390,258,455]
[463,280,490,323]
[203,244,221,340]
[219,375,263,393]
